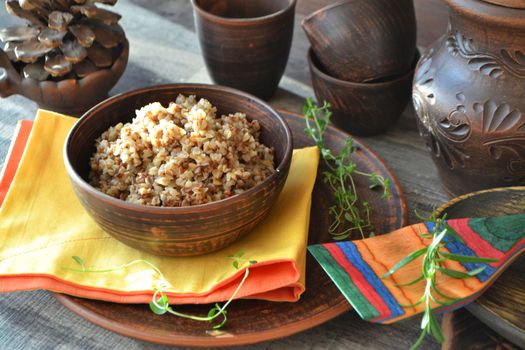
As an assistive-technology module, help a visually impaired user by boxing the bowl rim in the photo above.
[302,0,360,28]
[435,185,525,218]
[191,0,296,25]
[63,83,293,214]
[307,47,417,89]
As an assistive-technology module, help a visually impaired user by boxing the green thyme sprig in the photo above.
[303,98,390,240]
[65,252,256,329]
[382,212,498,349]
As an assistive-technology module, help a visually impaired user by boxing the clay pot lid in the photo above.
[446,0,525,27]
[480,0,525,8]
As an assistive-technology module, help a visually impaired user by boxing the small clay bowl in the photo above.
[307,48,417,136]
[192,0,296,100]
[302,0,416,83]
[64,84,293,257]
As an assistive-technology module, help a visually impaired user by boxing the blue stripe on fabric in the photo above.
[336,241,405,319]
[425,221,436,234]
[424,222,496,283]
[374,312,406,324]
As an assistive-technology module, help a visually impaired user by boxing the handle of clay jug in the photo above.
[0,48,19,98]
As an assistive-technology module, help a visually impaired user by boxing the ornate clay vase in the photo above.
[413,0,525,196]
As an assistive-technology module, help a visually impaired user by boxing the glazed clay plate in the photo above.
[54,110,408,347]
[437,187,525,348]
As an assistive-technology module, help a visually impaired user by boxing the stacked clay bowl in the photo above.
[303,0,417,136]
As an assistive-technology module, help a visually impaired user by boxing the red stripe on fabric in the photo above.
[0,120,33,206]
[323,243,392,319]
[500,237,525,262]
[448,218,503,267]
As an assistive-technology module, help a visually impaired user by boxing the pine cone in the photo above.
[0,0,125,81]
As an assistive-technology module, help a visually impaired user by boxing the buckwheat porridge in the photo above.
[89,94,275,207]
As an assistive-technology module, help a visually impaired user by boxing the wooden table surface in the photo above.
[0,0,500,349]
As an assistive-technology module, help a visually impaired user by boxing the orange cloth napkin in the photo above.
[0,110,319,304]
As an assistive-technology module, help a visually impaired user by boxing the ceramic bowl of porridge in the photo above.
[64,84,293,256]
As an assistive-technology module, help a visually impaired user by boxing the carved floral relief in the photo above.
[446,30,525,79]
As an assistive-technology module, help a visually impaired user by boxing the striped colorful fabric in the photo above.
[308,214,525,324]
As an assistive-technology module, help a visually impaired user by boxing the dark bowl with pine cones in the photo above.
[0,0,129,116]
[64,84,293,257]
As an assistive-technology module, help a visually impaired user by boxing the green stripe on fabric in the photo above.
[308,245,380,320]
[469,213,525,252]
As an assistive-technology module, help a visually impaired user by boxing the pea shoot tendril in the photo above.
[64,251,256,329]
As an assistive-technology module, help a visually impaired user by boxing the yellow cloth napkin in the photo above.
[0,110,319,304]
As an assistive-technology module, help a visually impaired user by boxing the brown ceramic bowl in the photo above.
[64,84,293,257]
[307,48,417,136]
[191,0,296,100]
[302,0,416,83]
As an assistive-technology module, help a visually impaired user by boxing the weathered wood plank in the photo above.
[442,308,520,350]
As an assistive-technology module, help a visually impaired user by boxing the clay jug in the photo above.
[412,0,525,196]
